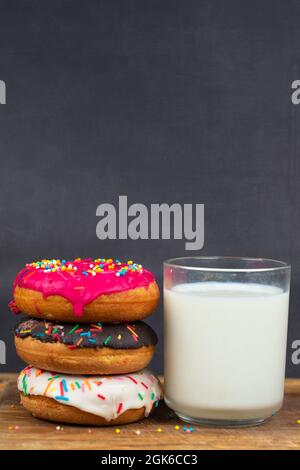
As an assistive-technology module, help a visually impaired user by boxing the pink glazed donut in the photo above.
[11,258,160,323]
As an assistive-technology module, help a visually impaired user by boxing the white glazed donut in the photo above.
[18,366,162,426]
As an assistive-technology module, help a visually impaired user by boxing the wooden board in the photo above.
[1,374,300,450]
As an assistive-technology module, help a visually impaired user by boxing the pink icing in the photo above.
[13,258,155,317]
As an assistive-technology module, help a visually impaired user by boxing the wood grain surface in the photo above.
[0,374,300,450]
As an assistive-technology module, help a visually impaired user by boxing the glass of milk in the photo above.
[164,257,290,427]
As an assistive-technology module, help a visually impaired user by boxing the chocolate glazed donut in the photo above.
[15,318,158,375]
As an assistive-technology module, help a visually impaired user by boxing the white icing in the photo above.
[18,366,161,422]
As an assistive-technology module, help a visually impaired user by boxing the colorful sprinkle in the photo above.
[68,325,79,335]
[22,374,27,396]
[48,375,60,381]
[183,426,194,433]
[127,376,138,384]
[104,335,111,346]
[84,379,92,391]
[117,403,123,414]
[54,396,69,401]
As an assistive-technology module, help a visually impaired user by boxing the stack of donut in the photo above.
[11,258,162,426]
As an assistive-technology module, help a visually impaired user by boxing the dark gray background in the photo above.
[0,0,299,375]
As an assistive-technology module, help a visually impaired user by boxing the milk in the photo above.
[164,282,289,421]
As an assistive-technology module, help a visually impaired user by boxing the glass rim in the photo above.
[163,256,291,273]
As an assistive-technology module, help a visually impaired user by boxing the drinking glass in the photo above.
[163,257,290,427]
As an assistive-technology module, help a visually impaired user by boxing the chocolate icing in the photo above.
[15,318,157,350]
